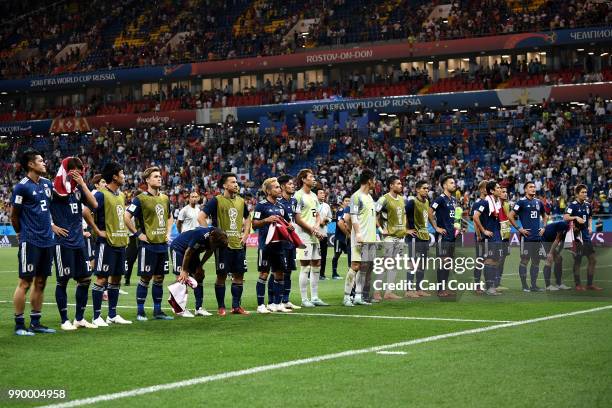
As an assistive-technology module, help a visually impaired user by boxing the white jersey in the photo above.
[178,205,200,232]
[318,201,331,237]
[350,190,377,243]
[294,188,319,244]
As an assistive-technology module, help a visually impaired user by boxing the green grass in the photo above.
[0,246,611,407]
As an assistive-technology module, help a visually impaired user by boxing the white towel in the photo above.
[485,195,501,217]
[563,221,582,249]
[167,277,198,314]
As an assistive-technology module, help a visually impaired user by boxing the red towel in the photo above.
[53,157,83,196]
[265,217,305,248]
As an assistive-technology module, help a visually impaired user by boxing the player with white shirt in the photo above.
[294,169,328,307]
[344,169,377,306]
[316,186,332,280]
[177,192,201,233]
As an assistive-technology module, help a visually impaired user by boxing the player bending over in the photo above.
[173,227,228,316]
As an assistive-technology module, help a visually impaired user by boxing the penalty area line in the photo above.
[40,304,612,408]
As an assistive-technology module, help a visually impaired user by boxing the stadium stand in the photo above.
[1,99,610,223]
[0,0,610,79]
[1,65,611,122]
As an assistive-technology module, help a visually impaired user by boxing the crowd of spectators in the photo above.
[314,97,611,216]
[1,95,611,225]
[1,0,610,80]
[415,0,611,43]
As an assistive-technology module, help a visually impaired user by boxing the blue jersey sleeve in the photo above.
[94,191,104,213]
[252,202,265,229]
[471,200,480,216]
[474,200,487,215]
[11,183,27,209]
[512,199,524,215]
[203,197,217,220]
[431,196,444,211]
[126,196,142,217]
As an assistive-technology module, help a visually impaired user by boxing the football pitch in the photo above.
[0,246,611,407]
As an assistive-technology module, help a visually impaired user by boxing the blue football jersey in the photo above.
[565,200,592,242]
[170,226,216,254]
[471,198,485,240]
[513,197,545,241]
[335,206,349,242]
[11,177,54,247]
[278,196,296,248]
[474,200,502,242]
[50,189,85,249]
[542,221,570,243]
[253,199,287,250]
[278,196,295,223]
[431,194,457,242]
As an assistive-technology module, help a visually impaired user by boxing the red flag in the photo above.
[53,157,83,196]
[265,217,305,248]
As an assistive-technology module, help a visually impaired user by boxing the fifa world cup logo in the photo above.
[228,207,238,230]
[396,206,404,226]
[117,205,125,230]
[155,204,166,228]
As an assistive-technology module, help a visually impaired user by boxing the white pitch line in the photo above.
[287,312,512,323]
[40,304,612,408]
[0,301,510,323]
[376,351,407,355]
